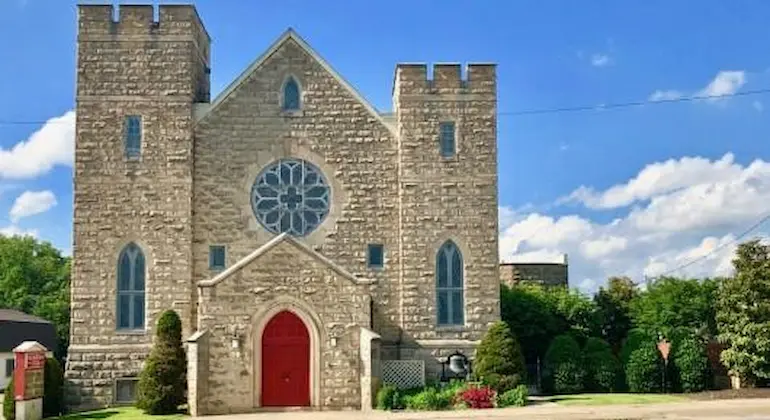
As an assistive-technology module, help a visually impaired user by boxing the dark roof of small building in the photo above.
[0,309,51,324]
[0,309,58,353]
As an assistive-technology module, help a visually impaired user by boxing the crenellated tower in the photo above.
[67,4,210,409]
[392,63,500,370]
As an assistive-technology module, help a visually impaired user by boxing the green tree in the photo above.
[716,239,770,387]
[473,321,526,392]
[595,276,638,353]
[630,276,717,342]
[136,310,187,414]
[0,236,71,359]
[671,335,710,393]
[583,337,622,392]
[626,342,664,393]
[544,334,586,394]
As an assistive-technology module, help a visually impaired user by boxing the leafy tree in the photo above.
[716,239,770,387]
[0,235,71,360]
[136,310,187,414]
[473,321,526,392]
[544,334,586,394]
[620,329,654,367]
[630,276,717,342]
[595,276,638,352]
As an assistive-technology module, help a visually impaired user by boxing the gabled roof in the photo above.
[198,232,374,287]
[195,29,396,136]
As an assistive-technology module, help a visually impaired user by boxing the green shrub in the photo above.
[553,362,587,394]
[626,342,664,393]
[3,377,14,420]
[672,336,710,393]
[473,321,526,393]
[544,334,585,394]
[620,329,652,366]
[43,357,64,418]
[376,384,399,410]
[136,310,187,414]
[404,386,454,411]
[584,337,622,392]
[497,384,528,407]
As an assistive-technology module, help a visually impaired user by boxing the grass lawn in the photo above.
[541,393,687,406]
[56,407,185,420]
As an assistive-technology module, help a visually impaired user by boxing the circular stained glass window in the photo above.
[251,158,331,236]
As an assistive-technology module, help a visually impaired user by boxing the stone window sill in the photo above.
[435,325,466,332]
[115,329,147,336]
[280,109,304,118]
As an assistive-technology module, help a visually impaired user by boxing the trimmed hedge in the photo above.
[626,342,664,393]
[473,321,526,393]
[136,310,187,414]
[672,336,710,393]
[544,334,586,394]
[583,337,622,392]
[496,384,528,407]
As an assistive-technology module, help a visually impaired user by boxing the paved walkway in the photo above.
[201,398,770,420]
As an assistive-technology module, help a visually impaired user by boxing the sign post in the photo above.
[13,341,48,420]
[657,339,671,393]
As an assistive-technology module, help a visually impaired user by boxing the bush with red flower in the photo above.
[458,385,496,409]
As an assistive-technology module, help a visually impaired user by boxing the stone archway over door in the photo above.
[261,310,311,407]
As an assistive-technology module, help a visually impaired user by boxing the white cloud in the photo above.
[649,90,684,102]
[753,101,764,112]
[10,190,57,222]
[0,110,75,179]
[647,70,746,105]
[697,70,746,99]
[591,54,611,67]
[501,153,770,294]
[0,225,38,238]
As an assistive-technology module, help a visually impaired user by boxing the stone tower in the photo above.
[66,4,210,409]
[391,64,500,366]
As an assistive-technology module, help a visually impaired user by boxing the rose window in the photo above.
[250,159,330,236]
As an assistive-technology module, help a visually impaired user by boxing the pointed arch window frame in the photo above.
[116,242,146,331]
[281,75,302,112]
[435,240,465,326]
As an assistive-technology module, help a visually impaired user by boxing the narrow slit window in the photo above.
[124,115,142,158]
[209,245,226,271]
[368,244,384,268]
[436,240,464,326]
[439,121,456,157]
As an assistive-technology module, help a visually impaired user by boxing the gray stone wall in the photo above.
[393,64,500,343]
[196,240,371,413]
[500,262,569,287]
[193,38,401,344]
[67,4,209,409]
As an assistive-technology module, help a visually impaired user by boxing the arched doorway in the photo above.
[261,310,310,407]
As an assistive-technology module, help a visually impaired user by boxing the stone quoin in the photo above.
[66,3,499,414]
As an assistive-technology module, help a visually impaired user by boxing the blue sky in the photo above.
[1,0,769,292]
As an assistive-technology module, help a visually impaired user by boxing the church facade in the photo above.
[66,4,499,414]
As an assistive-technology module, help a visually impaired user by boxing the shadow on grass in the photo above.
[61,411,121,420]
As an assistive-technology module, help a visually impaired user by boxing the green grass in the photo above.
[56,407,186,420]
[543,393,687,406]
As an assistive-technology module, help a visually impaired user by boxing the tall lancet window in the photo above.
[436,240,464,326]
[283,76,301,111]
[117,242,146,330]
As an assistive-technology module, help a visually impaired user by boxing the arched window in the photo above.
[436,240,464,326]
[282,76,301,111]
[117,242,145,330]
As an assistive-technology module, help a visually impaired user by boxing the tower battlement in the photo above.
[393,63,496,94]
[78,4,209,42]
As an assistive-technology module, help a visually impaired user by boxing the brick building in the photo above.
[66,4,499,415]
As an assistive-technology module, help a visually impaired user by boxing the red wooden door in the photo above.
[261,310,310,407]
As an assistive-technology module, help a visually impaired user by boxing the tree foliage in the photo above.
[43,357,65,418]
[136,310,187,414]
[544,334,586,393]
[501,284,600,365]
[671,336,710,393]
[583,337,622,392]
[3,377,14,420]
[626,342,664,393]
[474,321,526,392]
[0,235,71,359]
[594,276,638,352]
[630,276,717,341]
[716,239,770,387]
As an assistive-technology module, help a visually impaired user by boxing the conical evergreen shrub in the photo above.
[473,321,526,393]
[136,310,187,414]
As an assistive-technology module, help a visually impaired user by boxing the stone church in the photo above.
[66,4,499,414]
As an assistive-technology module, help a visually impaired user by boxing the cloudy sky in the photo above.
[1,1,769,294]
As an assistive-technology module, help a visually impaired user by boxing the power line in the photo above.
[2,88,770,126]
[653,212,770,278]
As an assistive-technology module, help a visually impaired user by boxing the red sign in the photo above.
[657,340,671,361]
[25,352,45,370]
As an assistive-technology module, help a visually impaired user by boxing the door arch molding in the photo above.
[251,296,323,408]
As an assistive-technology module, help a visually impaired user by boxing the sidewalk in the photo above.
[200,398,770,420]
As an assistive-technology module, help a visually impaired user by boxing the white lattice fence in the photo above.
[382,360,425,389]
